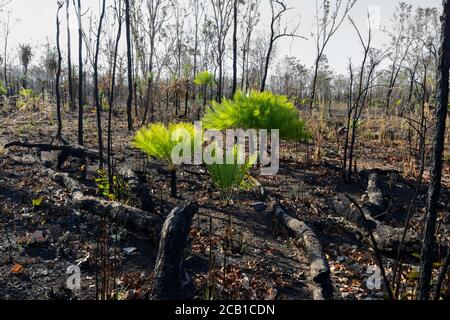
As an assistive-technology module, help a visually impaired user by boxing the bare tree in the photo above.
[56,1,64,138]
[125,0,133,130]
[107,0,123,198]
[417,0,450,300]
[240,0,260,91]
[344,16,387,181]
[260,0,306,92]
[66,0,74,111]
[94,0,107,169]
[383,2,412,113]
[210,0,233,101]
[140,0,172,124]
[310,0,355,108]
[1,11,14,94]
[74,0,84,145]
[231,0,238,96]
[190,0,204,100]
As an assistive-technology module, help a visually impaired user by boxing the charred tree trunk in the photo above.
[66,0,74,111]
[56,3,64,138]
[232,0,238,96]
[94,0,107,169]
[77,0,84,145]
[260,34,274,93]
[151,203,198,300]
[125,0,133,131]
[417,0,450,300]
[108,0,123,194]
[310,58,320,110]
[184,80,189,117]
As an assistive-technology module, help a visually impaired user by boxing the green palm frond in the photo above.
[202,90,311,141]
[194,71,214,86]
[132,122,195,170]
[206,144,257,204]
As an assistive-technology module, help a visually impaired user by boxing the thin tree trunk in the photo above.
[231,0,238,97]
[94,0,107,169]
[261,36,273,92]
[77,0,84,145]
[66,0,74,111]
[125,0,133,131]
[3,14,9,94]
[56,3,63,138]
[417,0,450,300]
[434,251,450,300]
[108,0,123,191]
[184,80,189,117]
[310,58,320,110]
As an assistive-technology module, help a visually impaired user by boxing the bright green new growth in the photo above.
[133,122,196,198]
[202,90,311,141]
[206,144,257,205]
[132,122,195,170]
[0,82,6,96]
[95,169,129,203]
[194,71,214,86]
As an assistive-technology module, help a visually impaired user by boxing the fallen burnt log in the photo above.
[274,204,333,300]
[329,196,418,253]
[46,169,162,236]
[151,203,198,300]
[4,141,101,169]
[117,166,155,213]
[359,169,420,214]
[364,171,386,215]
[6,140,155,213]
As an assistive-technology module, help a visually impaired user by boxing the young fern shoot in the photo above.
[206,144,257,206]
[132,122,195,198]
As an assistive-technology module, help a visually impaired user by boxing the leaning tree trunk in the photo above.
[93,0,107,169]
[108,0,123,192]
[260,35,274,93]
[417,0,450,300]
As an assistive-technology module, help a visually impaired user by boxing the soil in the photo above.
[1,102,449,300]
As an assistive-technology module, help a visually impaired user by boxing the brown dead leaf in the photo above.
[11,264,24,273]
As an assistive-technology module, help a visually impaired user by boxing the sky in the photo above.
[0,0,443,75]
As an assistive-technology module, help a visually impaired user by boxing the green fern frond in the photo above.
[202,90,311,141]
[132,122,195,170]
[206,144,256,204]
[194,71,214,86]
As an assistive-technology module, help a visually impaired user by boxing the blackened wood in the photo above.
[4,141,101,168]
[347,195,393,300]
[274,204,333,299]
[417,0,450,300]
[151,203,198,300]
[117,166,155,213]
[46,169,161,236]
[124,0,133,131]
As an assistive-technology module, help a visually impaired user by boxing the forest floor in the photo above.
[0,101,449,300]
